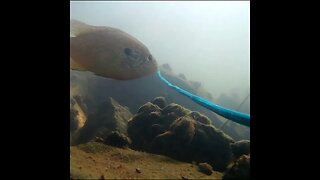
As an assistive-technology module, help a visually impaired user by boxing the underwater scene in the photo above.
[70,1,250,179]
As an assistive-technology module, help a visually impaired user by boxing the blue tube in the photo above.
[157,70,250,127]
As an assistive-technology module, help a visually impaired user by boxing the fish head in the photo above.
[70,20,158,80]
[120,44,158,79]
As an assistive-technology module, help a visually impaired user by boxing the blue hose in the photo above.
[157,70,250,127]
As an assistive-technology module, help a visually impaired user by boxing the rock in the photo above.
[137,102,161,114]
[162,103,191,117]
[189,81,201,90]
[103,131,131,148]
[178,73,187,80]
[151,97,167,109]
[231,140,250,159]
[74,95,88,114]
[128,102,163,149]
[70,108,79,131]
[161,63,172,72]
[136,168,141,173]
[128,103,191,150]
[151,118,234,171]
[74,97,133,145]
[99,174,105,180]
[150,124,166,137]
[169,116,196,145]
[223,155,250,180]
[70,98,76,106]
[188,111,211,125]
[181,176,188,180]
[70,94,89,145]
[128,101,235,171]
[70,96,87,132]
[198,163,213,175]
[94,136,104,143]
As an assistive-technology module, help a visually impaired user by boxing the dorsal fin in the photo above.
[70,19,115,36]
[70,19,93,36]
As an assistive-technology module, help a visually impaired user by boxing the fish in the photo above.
[70,19,158,80]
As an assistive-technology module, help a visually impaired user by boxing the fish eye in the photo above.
[148,55,152,61]
[124,48,132,56]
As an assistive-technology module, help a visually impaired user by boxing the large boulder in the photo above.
[222,155,250,180]
[231,140,250,159]
[128,101,191,150]
[127,98,238,171]
[73,97,133,145]
[151,96,167,109]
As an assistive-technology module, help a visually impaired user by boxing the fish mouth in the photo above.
[126,57,145,68]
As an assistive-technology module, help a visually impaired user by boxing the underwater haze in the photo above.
[70,1,250,113]
[70,2,251,178]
